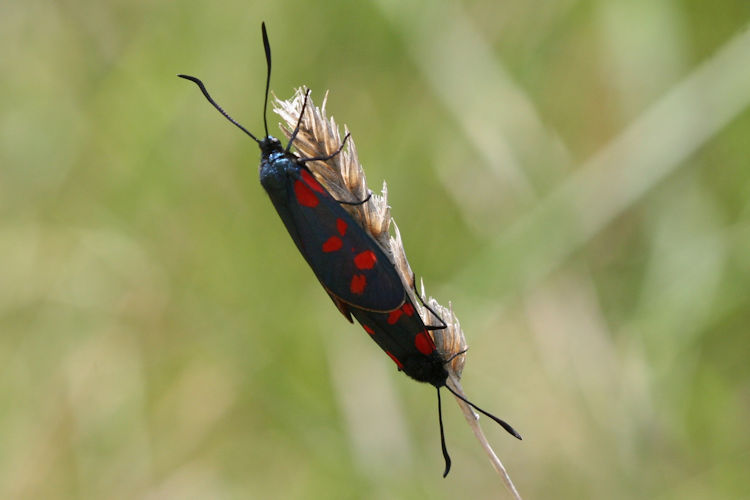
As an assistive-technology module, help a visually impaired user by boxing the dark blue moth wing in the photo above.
[262,159,407,312]
[347,298,449,387]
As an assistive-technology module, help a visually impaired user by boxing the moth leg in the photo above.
[335,191,372,206]
[298,133,351,163]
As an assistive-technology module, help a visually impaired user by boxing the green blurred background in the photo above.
[2,0,750,498]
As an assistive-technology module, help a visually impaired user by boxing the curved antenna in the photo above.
[261,22,272,138]
[444,384,522,440]
[437,388,452,477]
[177,74,260,143]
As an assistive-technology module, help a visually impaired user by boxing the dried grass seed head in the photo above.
[273,88,467,379]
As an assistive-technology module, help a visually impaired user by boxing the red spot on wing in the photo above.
[350,274,367,294]
[322,236,343,253]
[354,250,377,270]
[402,303,414,316]
[336,218,347,235]
[387,309,403,325]
[363,325,375,335]
[294,180,319,207]
[414,331,435,355]
[301,169,325,193]
[386,351,404,370]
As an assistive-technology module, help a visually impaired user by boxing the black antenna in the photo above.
[261,22,272,138]
[177,74,260,144]
[178,23,275,144]
[437,388,452,477]
[444,384,522,440]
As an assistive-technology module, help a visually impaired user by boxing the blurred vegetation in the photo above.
[2,0,750,498]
